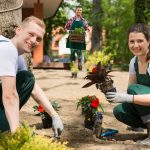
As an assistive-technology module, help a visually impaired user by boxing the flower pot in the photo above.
[84,119,94,130]
[42,113,53,129]
[71,72,77,78]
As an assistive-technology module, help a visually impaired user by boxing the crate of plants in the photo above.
[69,27,85,43]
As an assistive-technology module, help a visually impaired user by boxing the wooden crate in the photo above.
[69,33,85,43]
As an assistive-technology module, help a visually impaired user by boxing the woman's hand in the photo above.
[105,92,134,103]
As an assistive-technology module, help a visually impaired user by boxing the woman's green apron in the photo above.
[114,57,150,128]
[66,19,86,62]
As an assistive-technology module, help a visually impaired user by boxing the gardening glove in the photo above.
[52,114,63,138]
[105,92,134,103]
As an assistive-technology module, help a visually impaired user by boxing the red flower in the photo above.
[92,67,97,73]
[38,106,45,113]
[90,97,99,108]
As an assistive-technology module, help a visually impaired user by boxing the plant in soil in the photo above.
[82,61,116,94]
[33,100,61,128]
[77,95,104,129]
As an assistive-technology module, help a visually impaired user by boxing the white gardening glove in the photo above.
[105,92,133,103]
[52,115,63,138]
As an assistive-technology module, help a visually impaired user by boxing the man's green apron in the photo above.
[0,71,35,132]
[66,19,86,62]
[114,57,150,128]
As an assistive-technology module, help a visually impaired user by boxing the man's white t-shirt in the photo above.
[0,35,18,77]
[18,55,27,71]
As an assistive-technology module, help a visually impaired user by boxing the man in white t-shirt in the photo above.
[18,55,63,138]
[0,16,63,137]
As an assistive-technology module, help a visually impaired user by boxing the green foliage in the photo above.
[0,124,73,150]
[101,0,134,64]
[51,100,61,112]
[77,95,104,121]
[33,100,61,119]
[0,124,34,150]
[70,62,79,73]
[134,0,150,24]
[73,27,85,34]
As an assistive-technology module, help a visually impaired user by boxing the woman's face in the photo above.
[128,32,149,57]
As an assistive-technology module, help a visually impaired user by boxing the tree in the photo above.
[0,0,22,38]
[134,0,150,24]
[101,0,134,65]
[91,0,103,53]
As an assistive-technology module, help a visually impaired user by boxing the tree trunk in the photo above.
[0,0,22,38]
[90,0,102,53]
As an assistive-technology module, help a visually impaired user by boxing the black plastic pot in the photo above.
[84,119,94,130]
[71,72,77,78]
[42,113,52,129]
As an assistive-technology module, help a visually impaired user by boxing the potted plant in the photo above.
[77,95,104,130]
[69,27,85,43]
[70,62,79,78]
[83,61,116,94]
[85,50,115,72]
[33,100,61,129]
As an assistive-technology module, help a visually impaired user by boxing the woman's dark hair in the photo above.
[127,23,150,61]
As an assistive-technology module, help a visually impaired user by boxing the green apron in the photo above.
[0,71,35,132]
[113,57,150,128]
[66,20,86,61]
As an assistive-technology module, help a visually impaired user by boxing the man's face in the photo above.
[15,21,45,54]
[75,7,82,17]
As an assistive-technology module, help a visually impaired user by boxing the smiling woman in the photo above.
[105,23,150,146]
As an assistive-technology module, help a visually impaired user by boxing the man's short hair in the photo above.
[76,5,82,9]
[20,16,45,29]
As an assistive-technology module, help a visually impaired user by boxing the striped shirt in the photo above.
[64,16,89,31]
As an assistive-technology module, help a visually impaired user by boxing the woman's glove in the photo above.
[105,92,134,103]
[52,115,64,138]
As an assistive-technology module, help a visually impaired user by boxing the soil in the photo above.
[20,69,149,150]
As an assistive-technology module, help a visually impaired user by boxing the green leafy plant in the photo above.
[33,100,61,119]
[85,49,116,72]
[83,61,116,94]
[70,62,79,73]
[77,95,104,122]
[0,124,73,150]
[73,27,85,34]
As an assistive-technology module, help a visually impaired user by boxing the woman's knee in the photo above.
[127,84,138,94]
[113,105,122,120]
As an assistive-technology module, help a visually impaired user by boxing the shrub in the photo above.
[0,124,73,150]
[85,47,116,72]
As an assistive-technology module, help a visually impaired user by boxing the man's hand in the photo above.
[52,115,63,138]
[105,92,133,103]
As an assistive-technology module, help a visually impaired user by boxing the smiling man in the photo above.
[64,5,89,70]
[0,16,45,133]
